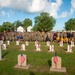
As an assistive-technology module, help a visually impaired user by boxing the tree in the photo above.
[65,18,75,30]
[33,12,56,32]
[1,22,14,32]
[14,20,23,28]
[13,20,23,31]
[0,26,2,32]
[23,18,32,29]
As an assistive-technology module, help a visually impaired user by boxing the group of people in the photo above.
[0,31,75,44]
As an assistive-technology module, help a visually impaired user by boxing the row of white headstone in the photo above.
[35,41,73,53]
[0,40,29,46]
[59,41,74,47]
[46,41,73,53]
[0,40,75,47]
[0,40,10,45]
[16,41,54,52]
[0,40,29,50]
[0,40,74,52]
[16,41,29,46]
[0,40,75,46]
[46,41,75,47]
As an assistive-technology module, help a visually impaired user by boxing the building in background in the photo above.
[27,26,33,32]
[17,26,25,32]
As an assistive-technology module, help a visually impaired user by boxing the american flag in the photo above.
[21,55,25,63]
[38,44,40,48]
[53,56,58,63]
[69,46,72,50]
[2,45,5,49]
[51,45,54,50]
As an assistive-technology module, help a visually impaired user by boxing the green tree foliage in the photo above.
[0,26,2,32]
[33,12,56,32]
[14,20,23,28]
[65,18,75,30]
[23,18,32,29]
[1,22,14,32]
[13,20,23,31]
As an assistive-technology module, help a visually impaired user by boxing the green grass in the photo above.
[0,41,75,75]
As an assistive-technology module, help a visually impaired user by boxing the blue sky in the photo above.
[0,0,75,31]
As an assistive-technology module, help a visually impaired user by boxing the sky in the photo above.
[0,0,75,31]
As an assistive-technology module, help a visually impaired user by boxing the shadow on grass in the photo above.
[48,48,49,51]
[64,48,67,51]
[29,71,35,75]
[2,51,9,58]
[48,60,51,67]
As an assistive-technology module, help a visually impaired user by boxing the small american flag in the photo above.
[51,45,54,50]
[69,46,72,50]
[36,42,38,44]
[2,45,5,49]
[53,56,58,63]
[38,44,40,48]
[21,55,25,63]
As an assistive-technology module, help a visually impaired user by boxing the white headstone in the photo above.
[7,40,10,45]
[36,44,41,51]
[15,54,30,69]
[21,44,25,51]
[51,56,61,69]
[26,41,29,46]
[46,41,50,46]
[2,44,6,50]
[59,41,63,47]
[18,54,27,66]
[16,41,19,45]
[67,45,73,52]
[50,56,66,72]
[0,40,3,45]
[35,41,38,46]
[49,45,54,52]
[71,41,74,47]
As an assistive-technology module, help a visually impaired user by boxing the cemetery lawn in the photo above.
[0,41,75,75]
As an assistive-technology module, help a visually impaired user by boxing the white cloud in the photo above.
[7,10,15,17]
[0,10,6,16]
[70,0,75,14]
[0,10,15,17]
[0,0,63,18]
[45,0,63,18]
[70,8,74,15]
[58,0,75,18]
[59,11,68,18]
[71,0,75,9]
[28,0,46,12]
[0,0,74,18]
